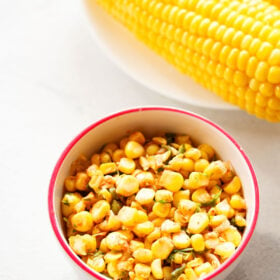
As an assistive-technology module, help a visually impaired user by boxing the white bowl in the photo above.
[48,107,259,280]
[79,0,237,110]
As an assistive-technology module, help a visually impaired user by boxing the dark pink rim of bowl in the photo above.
[48,107,259,280]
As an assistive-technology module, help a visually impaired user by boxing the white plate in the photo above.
[80,0,237,110]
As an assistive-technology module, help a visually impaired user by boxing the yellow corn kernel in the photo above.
[151,237,174,260]
[87,256,105,272]
[268,66,280,84]
[133,248,153,263]
[71,211,93,232]
[168,157,194,172]
[191,234,205,252]
[147,227,161,243]
[198,144,215,160]
[136,188,155,205]
[91,153,100,166]
[107,262,122,279]
[194,262,214,277]
[106,232,128,251]
[64,176,76,192]
[204,161,227,179]
[178,199,197,216]
[129,131,146,145]
[100,152,111,163]
[235,214,247,227]
[152,202,171,218]
[90,200,110,223]
[230,194,246,210]
[185,172,209,189]
[223,176,241,194]
[187,257,204,268]
[151,259,164,279]
[221,227,242,247]
[268,48,280,65]
[125,141,145,159]
[192,188,211,203]
[161,219,181,233]
[173,252,183,264]
[130,240,145,252]
[88,170,104,192]
[175,135,191,145]
[172,231,191,249]
[159,170,184,192]
[146,143,160,155]
[69,234,96,256]
[120,136,129,149]
[118,157,136,174]
[152,217,165,227]
[99,162,117,175]
[215,199,232,218]
[136,210,149,223]
[268,98,280,110]
[214,242,235,259]
[152,137,167,145]
[210,215,227,227]
[135,263,152,278]
[188,213,209,234]
[102,143,118,155]
[173,190,190,207]
[75,172,90,191]
[185,148,201,160]
[194,159,209,172]
[116,175,139,196]
[135,171,155,187]
[133,221,155,237]
[99,238,109,253]
[155,189,173,203]
[118,206,139,227]
[62,193,82,217]
[112,149,125,162]
[184,268,197,280]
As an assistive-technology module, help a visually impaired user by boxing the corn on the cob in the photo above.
[94,0,280,121]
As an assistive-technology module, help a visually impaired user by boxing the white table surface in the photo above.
[0,1,280,279]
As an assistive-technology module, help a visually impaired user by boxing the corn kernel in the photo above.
[99,162,117,175]
[75,172,90,191]
[178,199,197,216]
[159,170,184,192]
[62,193,82,217]
[87,256,105,272]
[130,240,145,252]
[221,227,242,247]
[129,131,146,145]
[268,48,280,65]
[112,149,125,162]
[188,213,209,234]
[71,211,93,232]
[184,268,197,280]
[161,219,181,233]
[192,188,211,203]
[69,234,96,256]
[155,189,173,203]
[64,176,76,192]
[146,143,160,155]
[172,231,191,249]
[194,159,209,172]
[151,237,174,260]
[116,175,139,196]
[135,263,151,278]
[133,248,153,263]
[90,200,110,223]
[223,176,241,194]
[104,251,123,262]
[106,232,128,251]
[235,214,247,227]
[204,161,227,179]
[118,206,139,227]
[134,221,155,237]
[152,202,171,218]
[173,190,190,207]
[185,172,209,189]
[214,242,235,259]
[125,141,145,159]
[230,194,246,210]
[194,262,214,276]
[107,262,122,279]
[191,234,205,252]
[118,157,136,174]
[185,148,201,160]
[102,143,118,155]
[135,188,155,205]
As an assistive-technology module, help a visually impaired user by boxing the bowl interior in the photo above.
[50,108,258,279]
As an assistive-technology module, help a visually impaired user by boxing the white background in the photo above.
[0,0,279,279]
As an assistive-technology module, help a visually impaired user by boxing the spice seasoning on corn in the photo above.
[62,131,247,279]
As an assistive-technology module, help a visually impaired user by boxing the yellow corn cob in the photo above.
[94,0,280,122]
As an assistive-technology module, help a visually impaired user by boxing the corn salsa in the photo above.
[61,131,247,279]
